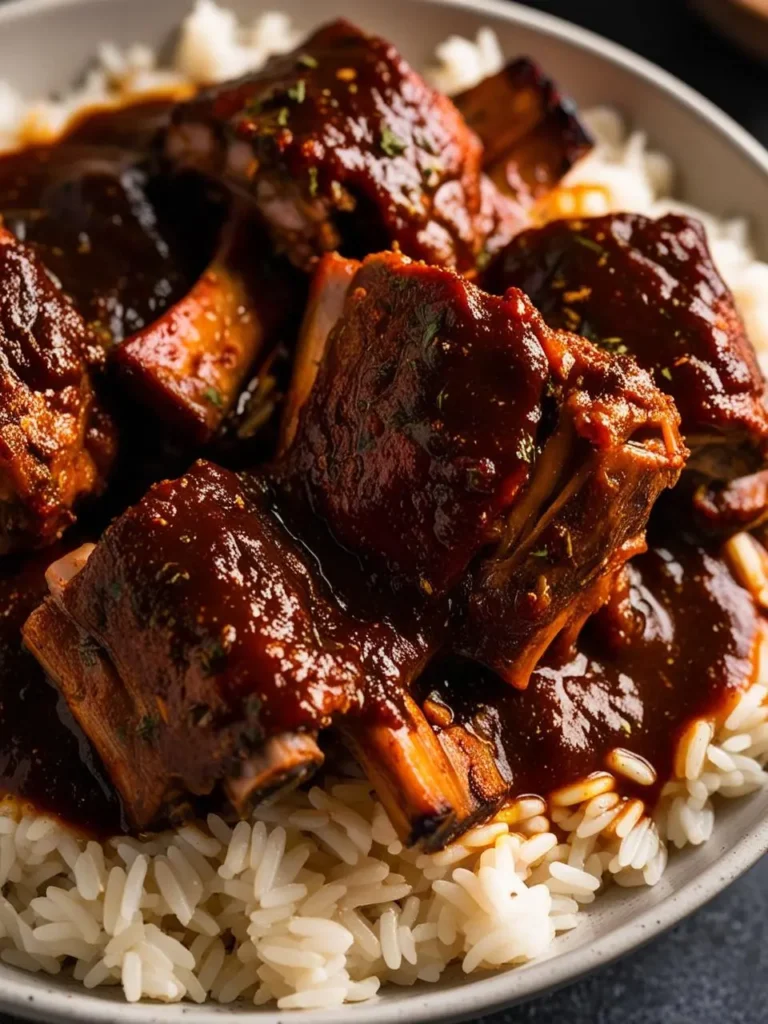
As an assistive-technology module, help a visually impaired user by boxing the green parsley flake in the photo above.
[380,124,407,157]
[573,235,605,255]
[422,318,441,347]
[136,714,160,744]
[660,366,673,381]
[516,435,537,463]
[297,53,318,69]
[287,80,306,103]
[203,386,223,408]
[308,166,319,198]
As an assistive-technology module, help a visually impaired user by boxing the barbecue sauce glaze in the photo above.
[0,100,761,835]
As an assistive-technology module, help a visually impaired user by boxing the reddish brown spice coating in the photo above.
[484,212,768,480]
[164,19,517,273]
[0,228,115,552]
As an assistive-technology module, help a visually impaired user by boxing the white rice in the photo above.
[0,2,767,1008]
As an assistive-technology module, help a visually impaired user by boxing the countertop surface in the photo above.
[2,1,768,1023]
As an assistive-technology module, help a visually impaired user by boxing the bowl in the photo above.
[1,0,768,1021]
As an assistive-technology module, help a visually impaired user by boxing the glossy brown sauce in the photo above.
[417,538,761,805]
[0,100,761,836]
[0,548,124,834]
[0,99,220,345]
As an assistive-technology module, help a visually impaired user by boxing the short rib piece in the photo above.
[455,58,592,208]
[111,211,299,444]
[163,19,517,274]
[418,537,763,808]
[484,212,768,480]
[283,251,686,685]
[23,460,450,831]
[0,228,115,552]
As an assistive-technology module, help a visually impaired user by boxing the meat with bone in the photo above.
[418,537,765,811]
[23,460,450,831]
[0,227,115,552]
[0,142,205,344]
[0,544,123,832]
[163,19,519,274]
[454,57,592,209]
[283,251,686,684]
[483,212,768,481]
[111,210,301,444]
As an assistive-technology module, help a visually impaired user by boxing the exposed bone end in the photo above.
[279,253,360,455]
[341,696,475,851]
[112,209,282,444]
[424,709,510,841]
[225,732,324,815]
[23,597,170,830]
[44,542,95,604]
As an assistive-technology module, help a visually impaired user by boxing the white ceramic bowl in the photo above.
[1,0,767,1021]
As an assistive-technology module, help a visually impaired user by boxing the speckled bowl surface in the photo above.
[0,0,767,1021]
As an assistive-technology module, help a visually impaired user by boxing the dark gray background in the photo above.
[3,0,768,1022]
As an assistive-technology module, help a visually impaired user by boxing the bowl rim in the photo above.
[0,0,767,1021]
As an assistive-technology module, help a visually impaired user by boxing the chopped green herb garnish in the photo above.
[203,386,223,408]
[240,695,265,747]
[287,79,306,103]
[436,387,448,411]
[660,366,673,381]
[531,548,549,559]
[246,694,263,720]
[308,166,319,198]
[600,336,628,355]
[422,315,442,348]
[78,638,100,668]
[136,714,160,744]
[244,95,264,117]
[297,53,318,69]
[573,234,605,255]
[200,639,228,677]
[516,434,537,463]
[476,247,491,272]
[380,124,407,157]
[465,468,487,491]
[276,106,290,126]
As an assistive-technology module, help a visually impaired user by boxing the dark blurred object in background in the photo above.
[516,0,768,154]
[691,0,768,62]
